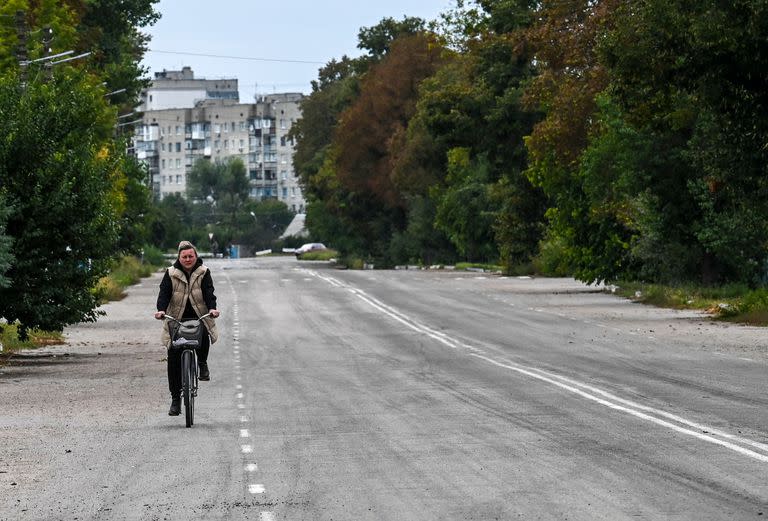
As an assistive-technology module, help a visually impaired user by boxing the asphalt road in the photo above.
[1,256,766,520]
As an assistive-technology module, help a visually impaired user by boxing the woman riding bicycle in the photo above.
[154,241,220,416]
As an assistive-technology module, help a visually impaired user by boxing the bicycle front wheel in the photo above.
[181,349,195,427]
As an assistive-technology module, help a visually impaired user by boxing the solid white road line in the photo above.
[472,354,768,464]
[307,269,768,465]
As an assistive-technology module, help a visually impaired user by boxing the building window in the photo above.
[176,125,181,135]
[176,174,181,184]
[161,159,166,169]
[282,187,288,198]
[176,158,181,168]
[175,142,181,152]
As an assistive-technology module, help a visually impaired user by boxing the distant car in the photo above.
[295,242,327,258]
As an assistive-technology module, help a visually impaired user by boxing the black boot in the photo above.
[168,397,181,416]
[198,362,210,381]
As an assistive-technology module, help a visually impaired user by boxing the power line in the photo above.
[147,49,324,65]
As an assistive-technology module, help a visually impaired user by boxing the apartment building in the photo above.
[139,66,238,111]
[133,68,306,212]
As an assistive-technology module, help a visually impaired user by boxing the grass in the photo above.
[610,281,768,325]
[93,255,156,303]
[0,323,64,351]
[297,249,338,261]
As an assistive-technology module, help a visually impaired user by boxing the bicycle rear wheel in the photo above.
[181,349,195,427]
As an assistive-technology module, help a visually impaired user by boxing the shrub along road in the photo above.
[0,256,766,520]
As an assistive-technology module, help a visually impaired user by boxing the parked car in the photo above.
[295,242,327,258]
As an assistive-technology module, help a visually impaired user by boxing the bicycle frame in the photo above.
[163,314,211,427]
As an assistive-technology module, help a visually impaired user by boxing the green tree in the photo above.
[357,16,426,62]
[391,0,545,269]
[598,0,768,284]
[75,0,160,109]
[0,1,158,108]
[148,193,192,251]
[186,157,250,247]
[0,71,121,338]
[238,199,294,252]
[116,153,152,253]
[433,148,497,261]
[0,1,79,72]
[0,193,13,288]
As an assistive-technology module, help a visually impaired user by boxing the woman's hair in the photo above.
[177,240,197,255]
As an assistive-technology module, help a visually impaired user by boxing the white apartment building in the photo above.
[138,66,239,111]
[133,68,306,212]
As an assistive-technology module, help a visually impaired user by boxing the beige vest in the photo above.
[160,265,219,345]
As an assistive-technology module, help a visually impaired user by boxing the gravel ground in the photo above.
[0,272,167,518]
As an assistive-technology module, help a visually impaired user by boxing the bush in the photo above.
[532,235,572,277]
[93,254,162,304]
[455,262,503,272]
[141,244,166,266]
[298,249,338,261]
[93,276,125,303]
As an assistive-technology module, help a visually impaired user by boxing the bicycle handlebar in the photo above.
[159,312,215,323]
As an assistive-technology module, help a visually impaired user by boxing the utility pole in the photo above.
[15,10,27,84]
[42,26,53,81]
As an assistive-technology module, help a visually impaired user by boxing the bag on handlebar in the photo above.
[170,320,203,347]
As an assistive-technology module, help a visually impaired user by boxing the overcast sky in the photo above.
[141,0,454,102]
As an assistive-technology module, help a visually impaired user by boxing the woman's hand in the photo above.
[154,311,166,320]
[208,309,220,318]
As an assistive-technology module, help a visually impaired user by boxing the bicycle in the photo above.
[163,313,212,428]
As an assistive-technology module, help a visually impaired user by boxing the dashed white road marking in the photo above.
[248,484,265,494]
[245,463,258,472]
[259,511,276,520]
[240,429,250,438]
[241,445,253,454]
